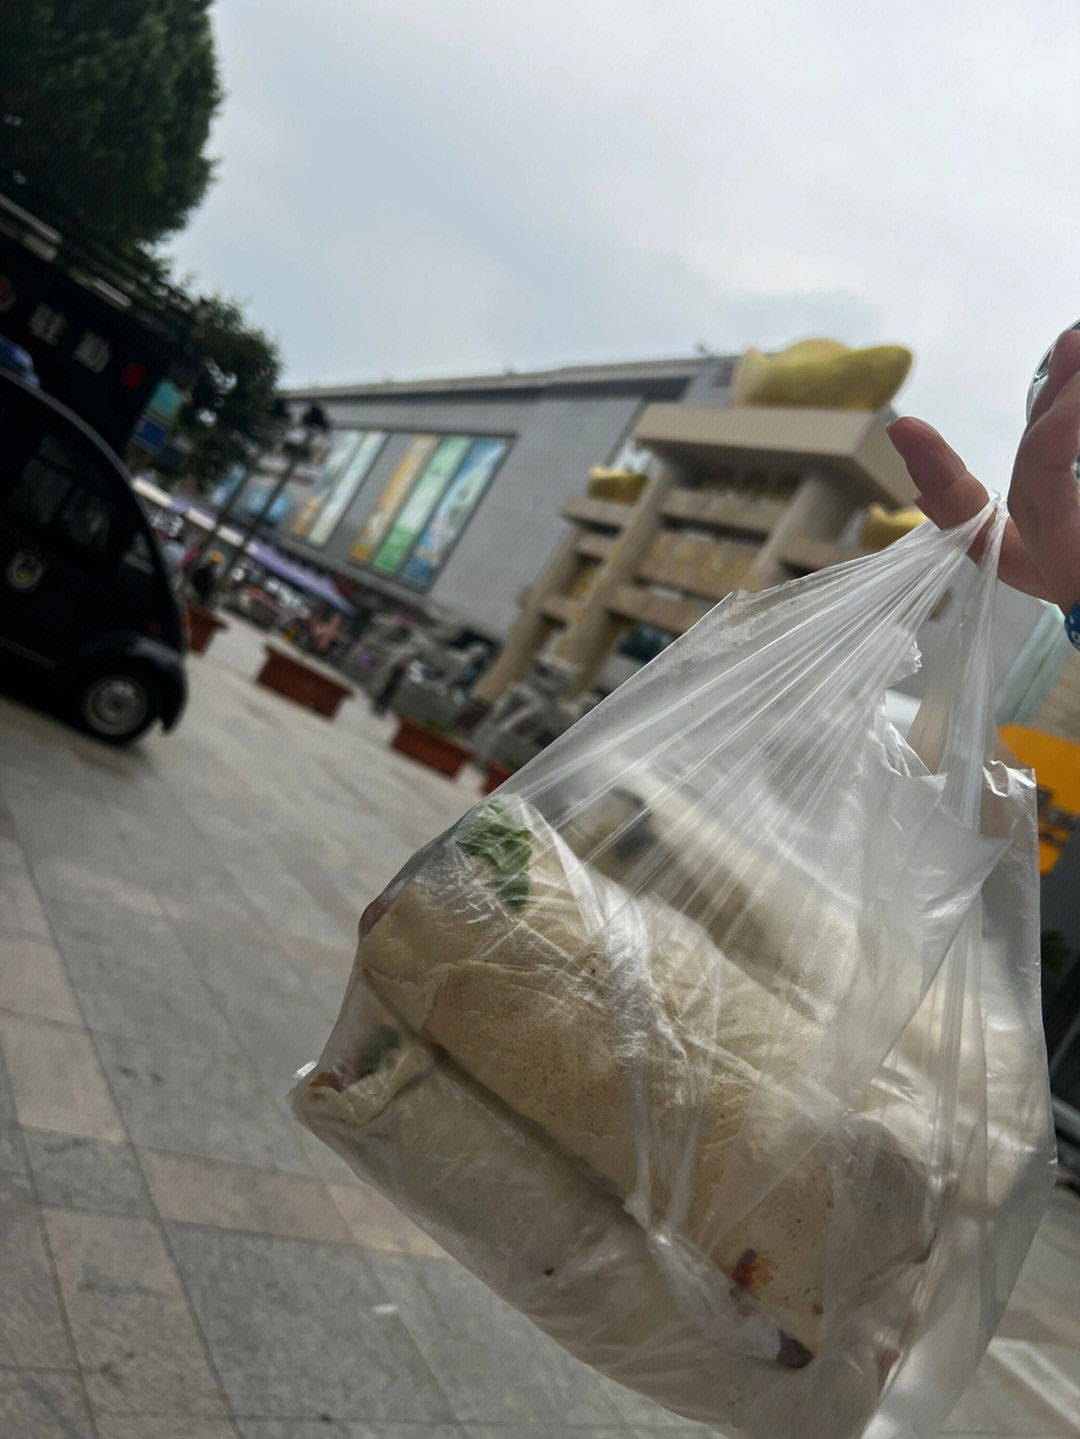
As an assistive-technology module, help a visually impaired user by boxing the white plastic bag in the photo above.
[292,501,1055,1439]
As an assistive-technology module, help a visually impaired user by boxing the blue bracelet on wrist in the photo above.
[1066,602,1080,651]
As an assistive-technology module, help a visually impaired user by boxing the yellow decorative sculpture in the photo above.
[586,467,650,505]
[731,338,913,411]
[860,503,926,550]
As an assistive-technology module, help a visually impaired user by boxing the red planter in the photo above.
[391,716,473,777]
[256,643,354,718]
[186,604,229,654]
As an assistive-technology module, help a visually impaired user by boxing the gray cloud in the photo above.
[169,0,1080,487]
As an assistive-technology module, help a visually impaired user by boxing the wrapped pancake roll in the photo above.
[554,777,840,1010]
[554,755,1014,1086]
[291,503,1053,1439]
[354,795,933,1357]
[291,1008,885,1438]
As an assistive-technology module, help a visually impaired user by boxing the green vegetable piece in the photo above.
[356,1024,401,1079]
[457,800,532,908]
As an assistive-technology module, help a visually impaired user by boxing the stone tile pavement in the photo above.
[1,614,1078,1438]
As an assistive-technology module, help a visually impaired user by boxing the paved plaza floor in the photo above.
[1,615,1078,1439]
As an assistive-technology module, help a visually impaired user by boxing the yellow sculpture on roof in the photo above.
[586,467,649,504]
[731,338,913,411]
[860,503,926,550]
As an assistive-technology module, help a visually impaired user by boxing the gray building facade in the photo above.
[271,356,735,640]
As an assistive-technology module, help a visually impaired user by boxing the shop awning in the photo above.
[248,541,355,614]
[154,492,354,614]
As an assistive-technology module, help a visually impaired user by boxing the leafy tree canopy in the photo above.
[2,5,285,491]
[1,5,285,491]
[174,293,283,491]
[0,0,223,250]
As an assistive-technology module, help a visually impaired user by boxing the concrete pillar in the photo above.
[748,469,851,587]
[471,531,582,705]
[549,464,678,695]
[474,463,678,706]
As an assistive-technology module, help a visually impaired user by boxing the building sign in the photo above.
[305,430,386,546]
[143,378,186,425]
[130,378,186,457]
[130,415,169,454]
[371,436,471,574]
[0,235,194,453]
[400,437,508,587]
[349,435,437,563]
[289,431,362,538]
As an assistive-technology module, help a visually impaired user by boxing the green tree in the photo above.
[173,294,283,492]
[0,0,222,251]
[2,2,280,490]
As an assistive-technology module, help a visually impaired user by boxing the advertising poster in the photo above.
[372,435,471,573]
[240,483,294,527]
[368,434,468,569]
[349,435,437,562]
[289,430,361,538]
[401,437,508,587]
[306,430,386,546]
[209,464,246,510]
[144,378,186,425]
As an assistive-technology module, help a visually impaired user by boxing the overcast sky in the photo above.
[167,0,1080,490]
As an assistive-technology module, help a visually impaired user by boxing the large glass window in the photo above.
[4,429,117,556]
[7,435,75,527]
[56,478,114,554]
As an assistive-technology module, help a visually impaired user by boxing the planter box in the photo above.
[186,604,229,655]
[255,643,354,719]
[391,716,473,777]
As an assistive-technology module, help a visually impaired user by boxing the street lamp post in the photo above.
[207,402,330,606]
[188,399,290,572]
